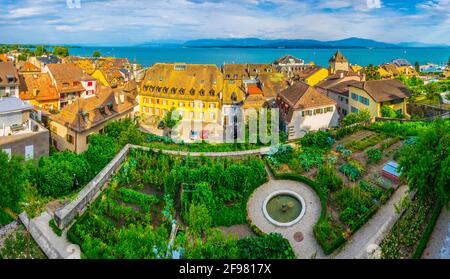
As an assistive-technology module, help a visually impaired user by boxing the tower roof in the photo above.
[329,50,348,63]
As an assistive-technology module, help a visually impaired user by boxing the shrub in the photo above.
[341,109,370,127]
[366,148,382,163]
[299,131,333,150]
[237,233,295,259]
[339,160,365,181]
[49,219,62,237]
[381,106,398,118]
[316,163,343,192]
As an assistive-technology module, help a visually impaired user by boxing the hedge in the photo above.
[411,202,444,259]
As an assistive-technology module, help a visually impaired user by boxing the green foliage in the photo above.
[118,188,159,211]
[366,148,382,163]
[380,198,432,259]
[397,120,450,204]
[381,106,398,118]
[412,203,443,259]
[187,203,211,237]
[341,109,371,127]
[266,144,293,167]
[35,45,46,56]
[52,46,69,57]
[237,233,295,259]
[0,226,46,259]
[298,149,325,171]
[346,133,387,151]
[333,186,372,227]
[49,219,62,237]
[339,160,365,181]
[162,107,182,129]
[367,121,435,138]
[104,118,144,147]
[299,130,333,150]
[313,217,346,254]
[365,64,381,80]
[35,151,90,197]
[316,162,343,192]
[84,134,119,177]
[183,229,239,259]
[92,50,101,58]
[0,151,27,213]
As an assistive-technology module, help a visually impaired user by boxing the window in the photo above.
[190,111,194,118]
[190,102,194,108]
[143,97,147,103]
[86,135,91,144]
[199,102,204,108]
[210,103,215,109]
[51,125,57,134]
[163,100,167,105]
[63,82,69,88]
[149,98,153,103]
[351,106,359,113]
[315,108,322,114]
[66,134,74,144]
[200,112,205,119]
[179,102,184,107]
[25,145,34,160]
[87,81,93,87]
[155,108,160,114]
[156,99,160,104]
[163,109,167,115]
[210,113,215,120]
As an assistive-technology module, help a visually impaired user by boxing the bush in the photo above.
[341,109,370,127]
[381,106,398,118]
[366,148,382,163]
[49,219,62,237]
[35,151,90,197]
[316,163,343,192]
[299,131,333,150]
[237,233,295,259]
[339,160,365,181]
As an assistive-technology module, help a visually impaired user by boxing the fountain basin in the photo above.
[262,190,306,227]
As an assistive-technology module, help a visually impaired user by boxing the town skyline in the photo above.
[1,0,449,46]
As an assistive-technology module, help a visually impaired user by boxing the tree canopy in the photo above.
[0,152,27,213]
[92,50,101,58]
[398,120,450,206]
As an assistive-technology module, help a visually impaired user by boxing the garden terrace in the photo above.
[67,148,295,259]
[265,128,403,254]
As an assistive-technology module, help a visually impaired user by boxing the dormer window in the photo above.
[149,86,155,92]
[6,75,14,83]
[209,89,215,96]
[226,74,230,78]
[234,74,238,79]
[231,92,237,102]
[179,88,185,95]
[163,87,168,93]
[159,76,163,81]
[63,82,69,88]
[199,89,205,96]
[171,87,177,94]
[190,88,195,95]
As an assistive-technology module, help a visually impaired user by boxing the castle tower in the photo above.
[328,50,349,75]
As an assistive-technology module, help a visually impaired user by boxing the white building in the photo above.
[277,81,339,140]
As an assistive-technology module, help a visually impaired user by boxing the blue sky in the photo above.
[0,0,449,46]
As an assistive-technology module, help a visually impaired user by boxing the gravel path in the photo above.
[247,180,323,259]
[329,185,409,259]
[422,208,450,259]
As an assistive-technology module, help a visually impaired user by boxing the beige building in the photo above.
[329,50,350,74]
[49,85,136,153]
[348,80,411,118]
[277,81,339,140]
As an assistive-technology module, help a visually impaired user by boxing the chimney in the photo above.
[119,91,125,104]
[340,72,344,79]
[114,91,119,105]
[361,73,366,82]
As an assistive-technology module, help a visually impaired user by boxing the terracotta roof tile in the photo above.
[19,73,59,101]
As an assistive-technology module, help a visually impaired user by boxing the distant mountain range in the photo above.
[138,37,449,49]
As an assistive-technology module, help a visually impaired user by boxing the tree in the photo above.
[0,152,27,213]
[18,53,27,61]
[53,46,69,57]
[35,45,46,56]
[414,61,420,73]
[92,50,101,58]
[398,120,450,205]
[35,151,90,197]
[188,203,211,238]
[341,109,371,127]
[381,106,398,118]
[365,64,381,81]
[104,119,145,147]
[162,107,182,129]
[84,134,119,177]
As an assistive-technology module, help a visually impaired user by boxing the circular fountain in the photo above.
[262,190,306,227]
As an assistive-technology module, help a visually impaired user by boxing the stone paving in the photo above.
[247,180,323,259]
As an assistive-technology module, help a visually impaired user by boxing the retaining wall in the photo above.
[54,144,132,229]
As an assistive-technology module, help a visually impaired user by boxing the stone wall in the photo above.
[0,221,19,239]
[19,212,63,259]
[54,144,131,229]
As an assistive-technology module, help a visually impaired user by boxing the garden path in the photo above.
[422,207,450,259]
[247,180,323,259]
[328,185,409,259]
[218,225,256,240]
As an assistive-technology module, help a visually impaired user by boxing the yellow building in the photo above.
[139,63,223,124]
[91,69,111,87]
[292,66,329,86]
[348,80,411,118]
[397,66,418,77]
[377,66,393,79]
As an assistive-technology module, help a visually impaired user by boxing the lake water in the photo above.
[69,46,450,68]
